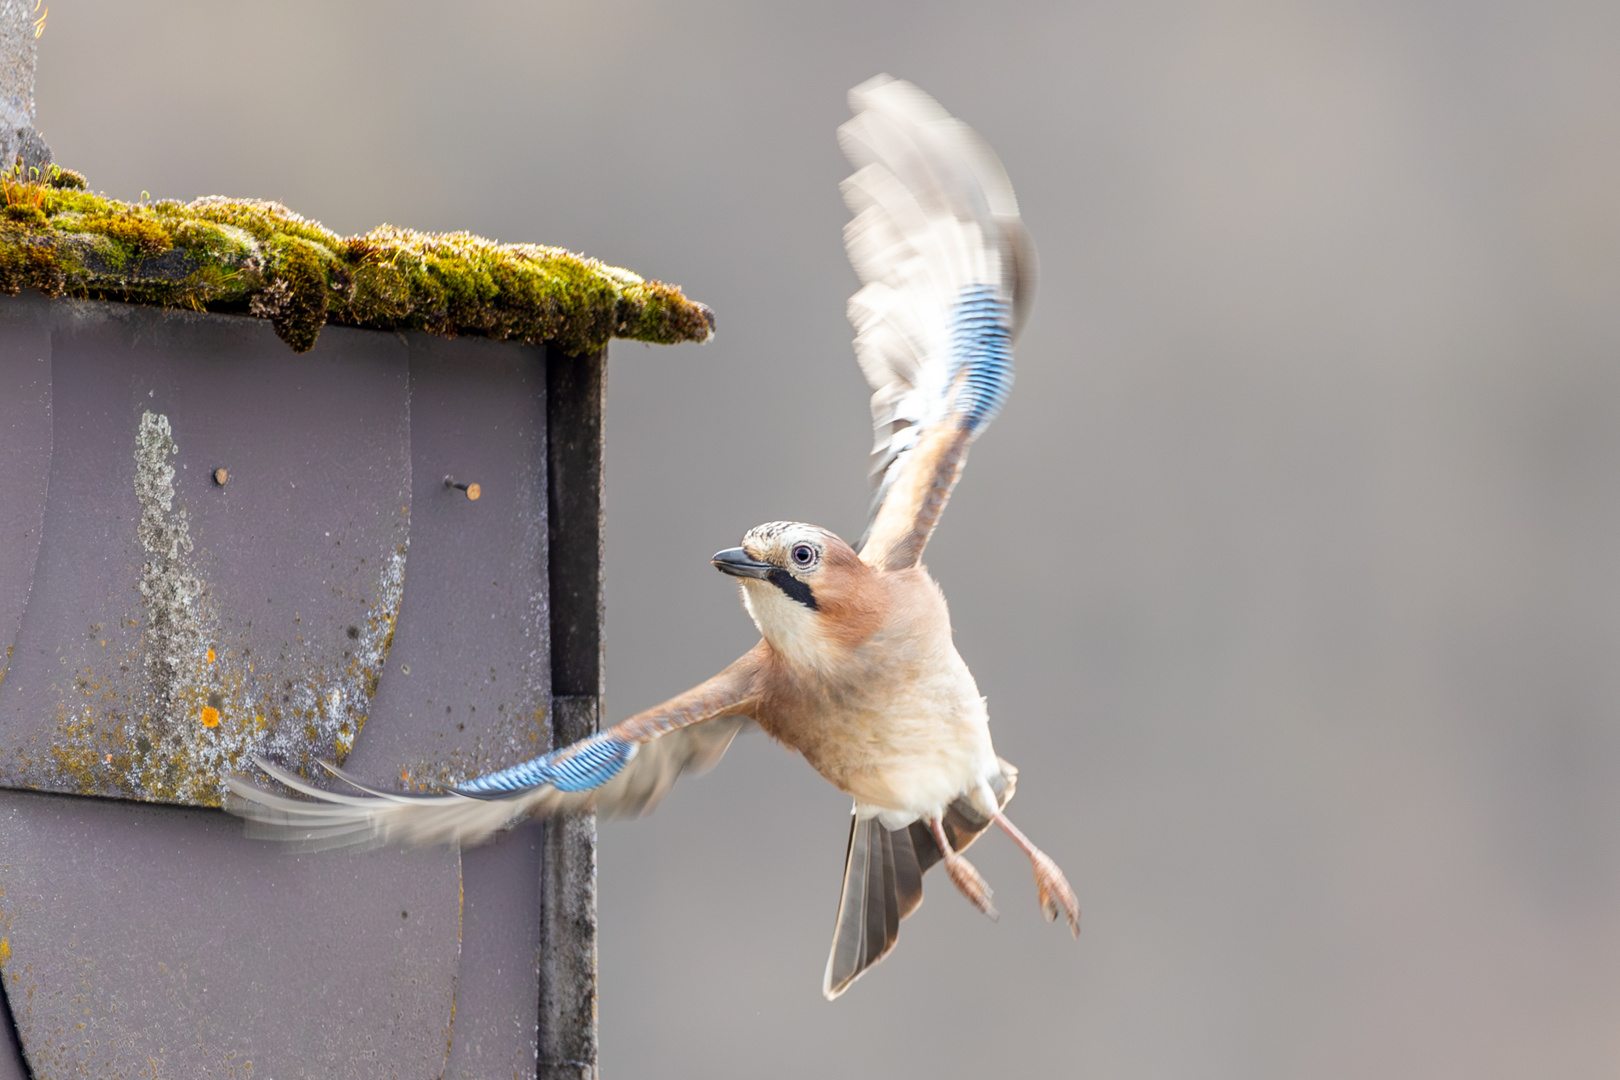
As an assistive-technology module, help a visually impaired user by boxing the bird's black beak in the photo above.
[711,547,774,580]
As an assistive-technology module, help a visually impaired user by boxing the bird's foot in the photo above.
[930,814,997,920]
[943,849,998,921]
[1030,848,1080,938]
[991,810,1080,937]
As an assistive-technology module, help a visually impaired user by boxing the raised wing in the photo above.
[841,75,1037,571]
[225,647,766,849]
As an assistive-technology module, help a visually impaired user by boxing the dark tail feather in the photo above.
[891,823,923,921]
[823,814,925,999]
[822,759,1018,1000]
[866,824,896,966]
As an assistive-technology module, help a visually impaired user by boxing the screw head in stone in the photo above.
[444,476,481,501]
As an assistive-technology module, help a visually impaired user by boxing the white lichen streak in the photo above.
[46,411,408,805]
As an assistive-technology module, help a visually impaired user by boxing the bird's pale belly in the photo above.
[762,679,998,821]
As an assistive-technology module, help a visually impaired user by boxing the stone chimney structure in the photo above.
[0,0,49,173]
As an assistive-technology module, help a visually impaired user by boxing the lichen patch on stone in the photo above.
[43,411,410,806]
[0,166,715,353]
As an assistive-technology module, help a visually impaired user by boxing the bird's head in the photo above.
[711,522,885,669]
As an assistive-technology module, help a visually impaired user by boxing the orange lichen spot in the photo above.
[401,769,410,784]
[0,938,11,964]
[206,648,216,663]
[200,706,221,728]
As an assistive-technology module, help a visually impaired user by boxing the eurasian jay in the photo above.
[228,74,1079,1000]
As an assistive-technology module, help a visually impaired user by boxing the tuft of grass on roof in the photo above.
[0,165,715,353]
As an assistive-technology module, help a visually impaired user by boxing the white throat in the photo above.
[740,580,831,674]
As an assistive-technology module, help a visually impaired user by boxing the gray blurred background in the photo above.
[34,1,1620,1077]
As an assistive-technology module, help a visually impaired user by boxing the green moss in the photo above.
[258,235,331,351]
[0,168,715,353]
[48,167,87,190]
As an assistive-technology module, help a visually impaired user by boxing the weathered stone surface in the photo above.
[0,788,461,1079]
[0,0,48,174]
[447,822,545,1080]
[343,333,549,790]
[0,300,412,806]
[0,291,50,694]
[338,332,552,1078]
[0,298,609,1076]
[0,1014,22,1080]
[539,350,606,1080]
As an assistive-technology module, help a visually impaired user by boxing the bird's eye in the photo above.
[791,544,816,567]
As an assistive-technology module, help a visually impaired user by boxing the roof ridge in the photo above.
[0,165,714,353]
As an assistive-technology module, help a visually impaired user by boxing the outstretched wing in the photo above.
[841,75,1037,572]
[225,647,766,850]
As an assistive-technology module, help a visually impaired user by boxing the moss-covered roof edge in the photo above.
[0,165,715,354]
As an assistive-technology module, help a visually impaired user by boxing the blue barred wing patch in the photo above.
[455,733,636,796]
[947,284,1014,433]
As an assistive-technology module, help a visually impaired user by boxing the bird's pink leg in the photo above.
[993,812,1080,937]
[930,816,998,921]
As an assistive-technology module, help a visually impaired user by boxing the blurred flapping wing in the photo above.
[841,75,1037,571]
[226,648,765,849]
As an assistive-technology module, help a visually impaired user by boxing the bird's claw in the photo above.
[1031,850,1079,937]
[944,850,998,921]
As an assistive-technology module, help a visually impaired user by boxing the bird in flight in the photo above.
[228,74,1078,1000]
